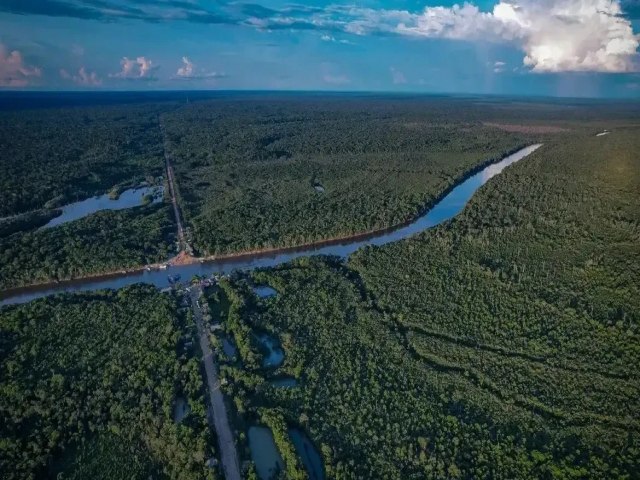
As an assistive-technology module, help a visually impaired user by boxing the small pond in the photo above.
[254,285,277,298]
[256,333,285,368]
[222,337,238,358]
[173,396,190,424]
[289,428,324,480]
[248,426,284,480]
[43,186,163,229]
[314,184,325,193]
[270,376,298,388]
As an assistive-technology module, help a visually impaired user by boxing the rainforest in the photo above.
[0,93,638,479]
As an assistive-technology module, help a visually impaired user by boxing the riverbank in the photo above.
[0,144,541,306]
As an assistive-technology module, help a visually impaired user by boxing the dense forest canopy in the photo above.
[217,125,640,478]
[0,285,214,480]
[162,98,531,256]
[0,102,181,289]
[0,104,169,217]
[1,95,639,479]
[2,95,638,290]
[0,203,176,290]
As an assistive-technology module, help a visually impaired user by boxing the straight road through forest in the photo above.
[190,286,241,480]
[163,117,239,478]
[159,118,187,252]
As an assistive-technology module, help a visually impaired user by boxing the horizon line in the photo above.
[0,88,639,101]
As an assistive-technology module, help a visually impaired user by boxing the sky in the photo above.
[1,0,639,97]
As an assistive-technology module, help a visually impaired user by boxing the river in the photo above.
[0,144,542,306]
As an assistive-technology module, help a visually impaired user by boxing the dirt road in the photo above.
[159,118,187,252]
[189,286,241,480]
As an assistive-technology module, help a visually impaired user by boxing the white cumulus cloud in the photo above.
[382,1,639,72]
[0,44,41,87]
[493,60,507,73]
[174,56,227,80]
[320,34,354,45]
[110,56,158,80]
[248,0,639,73]
[176,56,195,77]
[60,66,102,86]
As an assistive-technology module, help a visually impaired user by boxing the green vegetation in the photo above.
[215,279,263,370]
[0,209,61,237]
[0,284,214,480]
[56,434,158,480]
[0,102,180,290]
[2,95,640,479]
[215,125,639,478]
[0,104,167,217]
[162,98,527,256]
[258,408,307,480]
[0,203,176,289]
[3,96,640,293]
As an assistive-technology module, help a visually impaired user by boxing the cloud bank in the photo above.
[2,1,638,73]
[391,1,639,72]
[0,44,41,87]
[0,0,236,24]
[287,0,639,73]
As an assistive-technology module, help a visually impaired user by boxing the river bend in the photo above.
[0,144,542,306]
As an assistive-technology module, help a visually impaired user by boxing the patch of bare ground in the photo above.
[170,251,197,265]
[483,122,570,134]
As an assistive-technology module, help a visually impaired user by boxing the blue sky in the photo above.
[1,0,639,97]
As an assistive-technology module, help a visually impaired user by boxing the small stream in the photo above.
[1,145,541,306]
[289,428,324,480]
